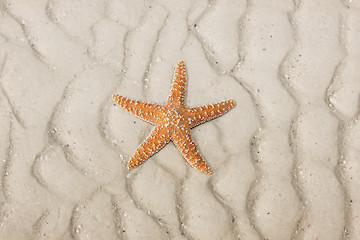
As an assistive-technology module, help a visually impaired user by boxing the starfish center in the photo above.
[161,107,186,128]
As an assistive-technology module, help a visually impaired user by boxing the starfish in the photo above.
[112,61,235,175]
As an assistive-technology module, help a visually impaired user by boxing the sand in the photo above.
[0,0,359,239]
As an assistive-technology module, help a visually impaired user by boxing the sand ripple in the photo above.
[0,0,359,239]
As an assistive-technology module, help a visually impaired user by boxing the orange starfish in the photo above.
[113,61,235,175]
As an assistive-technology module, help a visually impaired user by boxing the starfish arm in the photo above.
[113,94,163,125]
[172,127,212,175]
[187,100,236,128]
[166,61,187,107]
[127,125,171,170]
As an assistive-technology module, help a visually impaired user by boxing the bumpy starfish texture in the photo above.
[113,61,235,175]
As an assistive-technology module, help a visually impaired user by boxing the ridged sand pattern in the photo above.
[0,1,360,240]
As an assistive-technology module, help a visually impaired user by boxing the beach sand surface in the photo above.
[0,0,360,239]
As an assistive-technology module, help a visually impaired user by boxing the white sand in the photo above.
[0,0,360,239]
